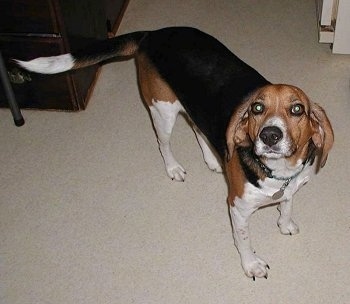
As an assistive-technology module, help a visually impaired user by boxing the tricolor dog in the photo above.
[15,27,334,280]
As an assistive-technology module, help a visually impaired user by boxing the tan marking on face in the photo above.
[245,84,316,165]
[136,53,178,106]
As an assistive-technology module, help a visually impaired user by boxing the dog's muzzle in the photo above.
[255,124,292,158]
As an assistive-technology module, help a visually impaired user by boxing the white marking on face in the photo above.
[254,116,292,158]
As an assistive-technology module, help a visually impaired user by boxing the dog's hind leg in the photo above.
[136,53,187,181]
[149,99,186,181]
[193,127,222,173]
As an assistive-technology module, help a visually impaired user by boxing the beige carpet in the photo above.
[1,0,350,303]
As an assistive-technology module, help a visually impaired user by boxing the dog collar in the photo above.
[253,157,305,200]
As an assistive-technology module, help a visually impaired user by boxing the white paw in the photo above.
[166,164,186,182]
[241,252,269,280]
[205,157,223,173]
[278,218,300,235]
[207,162,223,173]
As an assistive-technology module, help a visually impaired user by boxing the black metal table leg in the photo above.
[0,51,25,127]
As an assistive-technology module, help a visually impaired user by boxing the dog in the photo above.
[15,27,334,280]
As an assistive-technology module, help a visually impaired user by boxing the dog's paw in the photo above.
[278,218,299,235]
[241,253,269,280]
[204,157,222,173]
[166,164,186,182]
[207,162,223,173]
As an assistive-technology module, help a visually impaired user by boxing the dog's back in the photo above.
[137,27,269,156]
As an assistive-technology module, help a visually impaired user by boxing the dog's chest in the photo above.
[242,164,314,207]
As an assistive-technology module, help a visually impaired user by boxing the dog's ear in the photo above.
[226,104,251,161]
[310,102,334,168]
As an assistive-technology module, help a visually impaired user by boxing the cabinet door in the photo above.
[105,0,129,33]
[0,0,59,34]
[0,36,78,110]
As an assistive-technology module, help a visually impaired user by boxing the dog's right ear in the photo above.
[226,103,251,161]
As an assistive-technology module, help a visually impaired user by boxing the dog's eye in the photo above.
[290,104,304,116]
[251,102,265,114]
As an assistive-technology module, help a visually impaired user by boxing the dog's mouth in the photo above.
[256,147,291,159]
[254,136,293,159]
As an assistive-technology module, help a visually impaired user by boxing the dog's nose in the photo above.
[259,126,283,147]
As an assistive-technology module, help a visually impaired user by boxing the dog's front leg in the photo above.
[229,198,269,279]
[277,199,299,235]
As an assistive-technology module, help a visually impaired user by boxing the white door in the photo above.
[317,0,350,54]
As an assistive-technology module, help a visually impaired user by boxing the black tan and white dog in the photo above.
[15,27,334,280]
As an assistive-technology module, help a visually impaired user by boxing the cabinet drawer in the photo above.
[0,0,58,34]
[0,36,78,110]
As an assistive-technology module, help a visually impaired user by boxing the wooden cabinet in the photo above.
[0,0,128,110]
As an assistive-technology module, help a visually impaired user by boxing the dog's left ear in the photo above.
[310,102,334,168]
[226,104,251,161]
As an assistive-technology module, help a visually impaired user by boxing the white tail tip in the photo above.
[14,54,75,74]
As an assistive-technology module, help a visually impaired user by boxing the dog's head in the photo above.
[226,84,334,168]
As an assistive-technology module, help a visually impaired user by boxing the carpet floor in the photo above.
[1,0,350,303]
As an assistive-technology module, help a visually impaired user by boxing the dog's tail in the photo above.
[13,31,147,74]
